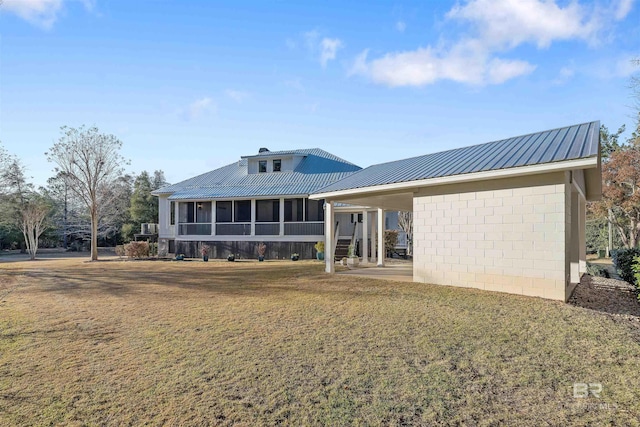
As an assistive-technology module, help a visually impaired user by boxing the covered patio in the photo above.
[310,121,601,301]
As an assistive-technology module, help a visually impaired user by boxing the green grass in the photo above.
[0,258,639,425]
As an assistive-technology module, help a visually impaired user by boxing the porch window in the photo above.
[284,198,304,222]
[216,201,232,223]
[258,160,267,173]
[273,159,282,172]
[234,200,251,222]
[179,202,195,223]
[256,199,279,222]
[196,202,211,223]
[305,199,324,222]
[170,201,175,225]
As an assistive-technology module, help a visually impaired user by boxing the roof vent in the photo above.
[259,147,270,153]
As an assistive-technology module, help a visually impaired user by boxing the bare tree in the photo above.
[20,197,50,260]
[46,126,128,260]
[398,211,413,256]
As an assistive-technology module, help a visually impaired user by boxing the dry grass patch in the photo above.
[1,258,639,426]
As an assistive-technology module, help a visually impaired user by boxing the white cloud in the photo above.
[552,66,576,85]
[2,0,62,29]
[446,0,600,49]
[1,0,95,29]
[320,38,343,68]
[351,39,535,87]
[614,0,635,20]
[350,0,627,87]
[183,97,215,120]
[396,20,406,32]
[300,30,343,67]
[225,90,249,103]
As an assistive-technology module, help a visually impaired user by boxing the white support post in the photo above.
[211,201,216,236]
[279,197,285,236]
[377,208,385,267]
[579,195,586,274]
[570,190,580,284]
[325,201,335,273]
[250,199,256,236]
[174,201,180,237]
[362,210,369,264]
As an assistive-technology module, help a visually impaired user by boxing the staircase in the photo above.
[334,239,351,261]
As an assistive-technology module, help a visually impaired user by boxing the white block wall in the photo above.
[413,173,571,301]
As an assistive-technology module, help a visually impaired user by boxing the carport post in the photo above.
[377,208,385,267]
[325,201,335,273]
[362,210,368,264]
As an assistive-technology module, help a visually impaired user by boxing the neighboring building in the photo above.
[311,121,601,301]
[153,148,397,260]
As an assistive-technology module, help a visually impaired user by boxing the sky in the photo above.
[0,0,639,187]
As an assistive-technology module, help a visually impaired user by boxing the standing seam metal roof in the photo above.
[152,148,361,200]
[313,121,600,194]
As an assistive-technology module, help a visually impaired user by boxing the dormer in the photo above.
[242,148,306,174]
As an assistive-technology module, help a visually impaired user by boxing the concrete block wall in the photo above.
[413,173,569,301]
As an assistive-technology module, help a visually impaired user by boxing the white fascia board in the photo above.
[168,194,309,201]
[310,157,598,200]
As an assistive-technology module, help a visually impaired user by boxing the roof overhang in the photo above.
[311,156,601,203]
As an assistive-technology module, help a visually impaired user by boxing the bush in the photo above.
[124,241,150,259]
[115,245,125,257]
[611,248,640,284]
[632,257,640,299]
[586,262,610,278]
[384,230,398,256]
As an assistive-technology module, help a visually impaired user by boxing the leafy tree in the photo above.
[593,118,640,248]
[123,170,167,241]
[46,126,128,260]
[600,124,625,160]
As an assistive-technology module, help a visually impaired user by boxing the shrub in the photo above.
[384,230,398,256]
[632,257,640,299]
[314,241,325,253]
[257,242,266,257]
[124,241,150,259]
[611,248,640,285]
[115,245,125,257]
[585,262,610,278]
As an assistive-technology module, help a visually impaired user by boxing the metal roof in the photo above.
[314,121,600,195]
[153,148,361,200]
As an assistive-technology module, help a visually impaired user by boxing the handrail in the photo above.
[350,220,358,255]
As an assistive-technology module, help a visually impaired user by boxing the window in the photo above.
[284,198,303,222]
[179,202,194,223]
[273,159,282,172]
[196,202,212,223]
[234,200,251,222]
[258,160,267,173]
[256,199,280,222]
[216,201,232,223]
[170,201,175,225]
[305,199,324,222]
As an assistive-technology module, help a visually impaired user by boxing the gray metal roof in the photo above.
[153,148,361,200]
[314,121,600,195]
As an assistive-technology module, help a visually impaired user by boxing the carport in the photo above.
[310,121,601,301]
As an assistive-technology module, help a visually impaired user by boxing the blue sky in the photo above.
[1,0,638,187]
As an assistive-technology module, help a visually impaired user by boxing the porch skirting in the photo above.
[171,240,319,260]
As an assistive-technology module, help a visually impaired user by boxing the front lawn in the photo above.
[1,259,639,425]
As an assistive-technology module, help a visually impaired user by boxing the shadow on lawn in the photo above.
[10,263,365,300]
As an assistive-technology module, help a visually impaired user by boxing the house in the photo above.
[152,148,400,260]
[310,121,601,301]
